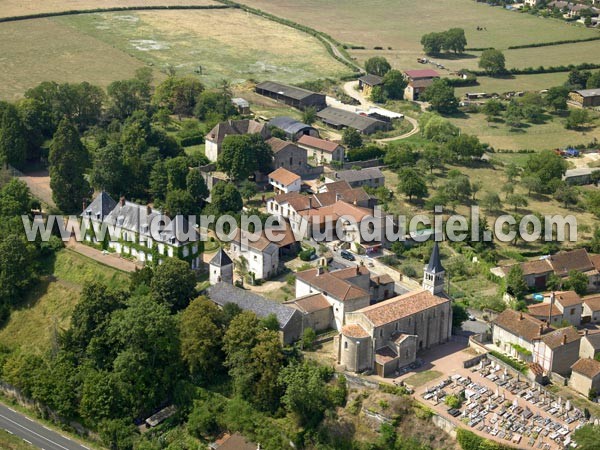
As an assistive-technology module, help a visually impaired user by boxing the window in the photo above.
[379,329,383,338]
[571,308,575,315]
[344,341,348,350]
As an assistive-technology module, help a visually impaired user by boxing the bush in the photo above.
[301,327,317,350]
[402,265,417,278]
[299,247,316,261]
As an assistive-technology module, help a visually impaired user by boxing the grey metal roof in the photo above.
[209,248,232,267]
[207,282,300,329]
[359,74,383,86]
[334,167,384,183]
[82,191,117,220]
[256,81,318,101]
[269,116,315,135]
[231,97,249,108]
[316,106,386,132]
[575,88,600,98]
[427,242,445,273]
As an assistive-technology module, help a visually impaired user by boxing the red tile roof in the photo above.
[404,69,440,79]
[554,291,582,308]
[295,267,368,302]
[528,302,562,318]
[584,295,600,312]
[269,167,300,186]
[493,310,548,343]
[572,358,600,379]
[357,289,449,327]
[297,135,342,153]
[285,293,331,313]
[342,323,369,338]
[549,248,594,277]
[540,327,581,349]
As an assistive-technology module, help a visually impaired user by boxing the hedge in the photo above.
[489,350,528,374]
[0,4,230,23]
[470,61,600,77]
[445,77,478,87]
[179,134,204,147]
[507,35,600,50]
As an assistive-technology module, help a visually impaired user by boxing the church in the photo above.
[337,242,453,377]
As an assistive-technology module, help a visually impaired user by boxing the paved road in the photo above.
[0,402,91,450]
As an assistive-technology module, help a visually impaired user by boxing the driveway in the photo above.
[14,169,55,208]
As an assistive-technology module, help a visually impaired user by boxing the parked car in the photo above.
[340,250,355,261]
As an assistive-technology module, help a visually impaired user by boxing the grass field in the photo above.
[0,249,128,353]
[0,18,149,100]
[0,0,217,18]
[57,9,351,87]
[404,370,443,388]
[448,110,600,151]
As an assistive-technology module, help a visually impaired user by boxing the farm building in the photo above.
[403,69,440,101]
[255,81,327,110]
[569,88,600,108]
[231,97,250,114]
[326,167,385,189]
[563,167,600,185]
[297,135,345,164]
[269,116,319,141]
[358,74,383,97]
[316,106,389,134]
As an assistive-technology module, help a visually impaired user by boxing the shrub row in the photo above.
[470,62,600,77]
[445,76,478,87]
[489,350,528,374]
[179,135,204,147]
[507,35,600,50]
[0,4,230,22]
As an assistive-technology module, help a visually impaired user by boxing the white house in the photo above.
[297,135,345,165]
[230,230,280,281]
[268,167,301,195]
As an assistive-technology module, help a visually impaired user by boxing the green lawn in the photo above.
[404,370,443,388]
[57,9,351,87]
[0,249,129,352]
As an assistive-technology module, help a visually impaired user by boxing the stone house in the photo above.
[268,167,301,195]
[492,310,550,362]
[579,331,600,359]
[583,294,600,323]
[204,119,270,162]
[230,230,280,281]
[570,358,600,396]
[532,327,582,377]
[297,135,345,165]
[527,291,583,327]
[267,137,308,175]
[326,167,385,190]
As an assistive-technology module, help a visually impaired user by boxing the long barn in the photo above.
[255,81,327,110]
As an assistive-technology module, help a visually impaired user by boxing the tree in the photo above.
[421,145,442,173]
[151,259,196,312]
[369,85,386,103]
[545,86,569,111]
[586,71,600,89]
[525,150,568,191]
[445,173,471,203]
[382,69,407,100]
[572,425,600,450]
[505,163,520,182]
[152,76,205,116]
[249,330,284,411]
[504,101,525,128]
[0,234,37,307]
[107,69,152,119]
[397,168,428,202]
[383,143,417,169]
[421,79,458,114]
[422,115,459,142]
[0,179,32,217]
[482,98,503,123]
[521,175,543,197]
[364,57,391,76]
[479,49,506,76]
[89,143,126,197]
[452,303,469,329]
[186,168,209,205]
[443,28,467,54]
[506,193,528,212]
[302,106,317,125]
[0,104,27,168]
[208,182,243,215]
[566,109,590,130]
[179,296,224,380]
[563,270,588,296]
[506,265,528,300]
[218,134,272,180]
[49,119,90,213]
[164,189,196,216]
[421,32,445,55]
[480,191,502,212]
[554,183,579,208]
[445,134,484,161]
[566,69,590,89]
[342,128,363,149]
[238,180,258,203]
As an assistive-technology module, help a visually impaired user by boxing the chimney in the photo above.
[585,329,590,337]
[519,312,524,320]
[562,333,568,345]
[317,266,323,276]
[119,196,126,207]
[147,205,152,215]
[539,323,544,335]
[308,197,312,209]
[356,265,360,275]
[549,291,555,325]
[82,200,87,211]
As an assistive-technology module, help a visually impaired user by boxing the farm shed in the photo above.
[316,106,389,134]
[255,81,327,110]
[569,88,600,108]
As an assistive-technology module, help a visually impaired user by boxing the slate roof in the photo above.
[427,242,445,273]
[575,88,600,98]
[297,135,342,153]
[256,81,318,101]
[316,107,387,132]
[493,310,548,343]
[359,74,384,86]
[540,327,581,350]
[269,117,316,136]
[571,358,600,379]
[332,168,384,184]
[83,192,117,220]
[207,282,300,329]
[205,119,268,144]
[357,289,450,328]
[209,249,232,267]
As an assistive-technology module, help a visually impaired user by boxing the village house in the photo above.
[579,330,600,359]
[267,137,309,175]
[297,135,345,165]
[338,244,452,376]
[583,294,600,322]
[532,326,582,377]
[229,230,280,281]
[316,180,376,208]
[209,248,234,286]
[269,116,319,141]
[316,106,390,135]
[255,81,327,110]
[569,88,600,108]
[527,291,583,327]
[403,69,440,101]
[207,282,303,344]
[82,193,202,268]
[204,119,270,162]
[569,357,600,396]
[357,73,384,98]
[268,167,301,195]
[498,248,600,292]
[326,167,385,189]
[492,310,550,363]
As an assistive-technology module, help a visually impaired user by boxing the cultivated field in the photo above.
[57,9,351,87]
[0,0,217,18]
[0,18,149,100]
[0,250,128,353]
